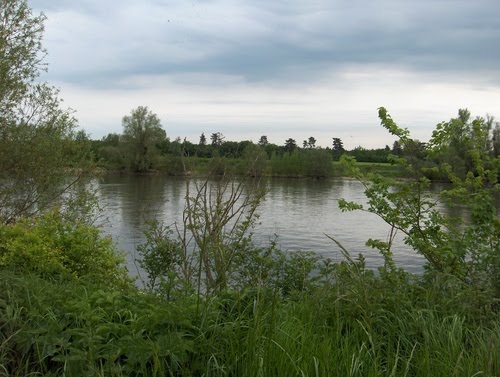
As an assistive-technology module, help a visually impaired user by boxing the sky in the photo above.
[30,0,500,149]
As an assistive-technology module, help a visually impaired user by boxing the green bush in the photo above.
[0,210,130,287]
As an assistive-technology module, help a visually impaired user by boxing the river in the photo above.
[94,174,439,279]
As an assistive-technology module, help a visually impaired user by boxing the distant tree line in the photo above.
[85,106,500,180]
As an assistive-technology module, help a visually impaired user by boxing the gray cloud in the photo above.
[27,0,500,149]
[31,0,500,88]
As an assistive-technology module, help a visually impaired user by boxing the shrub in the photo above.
[0,210,130,287]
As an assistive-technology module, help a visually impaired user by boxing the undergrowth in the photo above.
[1,108,499,376]
[1,263,499,376]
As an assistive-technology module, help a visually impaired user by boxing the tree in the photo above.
[121,106,166,172]
[391,140,403,156]
[284,138,297,154]
[340,107,500,294]
[210,132,224,147]
[0,0,83,223]
[258,135,268,147]
[242,143,268,177]
[302,149,332,178]
[305,136,316,149]
[96,133,125,169]
[492,123,500,157]
[0,0,45,115]
[199,132,207,146]
[332,137,344,160]
[427,109,496,178]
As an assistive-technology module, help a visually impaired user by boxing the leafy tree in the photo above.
[493,123,500,157]
[210,132,224,147]
[284,138,297,154]
[391,140,403,156]
[95,133,125,169]
[332,138,344,151]
[348,146,391,163]
[121,106,166,172]
[241,143,268,177]
[270,149,303,176]
[0,0,45,114]
[199,132,207,146]
[340,107,500,299]
[258,135,268,147]
[306,136,317,149]
[0,0,84,223]
[426,108,493,178]
[332,137,344,160]
[220,140,245,158]
[302,148,332,178]
[427,110,500,180]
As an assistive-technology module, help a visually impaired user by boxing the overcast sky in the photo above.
[30,0,500,148]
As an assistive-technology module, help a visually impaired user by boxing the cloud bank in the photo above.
[31,0,500,148]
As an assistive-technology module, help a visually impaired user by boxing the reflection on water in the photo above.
[98,175,455,277]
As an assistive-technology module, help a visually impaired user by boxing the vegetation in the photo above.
[2,106,499,375]
[1,1,499,375]
[0,0,90,224]
[89,111,499,181]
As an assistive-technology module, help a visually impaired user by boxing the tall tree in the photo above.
[0,0,82,223]
[258,135,268,147]
[492,123,500,157]
[392,140,403,156]
[428,108,493,178]
[284,138,297,154]
[305,136,316,149]
[199,132,207,146]
[121,106,166,172]
[211,132,224,147]
[332,137,344,160]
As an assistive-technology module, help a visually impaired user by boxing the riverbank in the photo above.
[96,157,409,179]
[1,255,498,376]
[0,211,498,376]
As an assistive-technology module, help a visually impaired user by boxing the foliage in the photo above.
[199,132,207,145]
[121,106,166,172]
[137,174,267,297]
[0,209,130,287]
[0,0,45,113]
[301,148,333,178]
[332,137,345,160]
[138,220,194,300]
[269,148,332,178]
[0,0,87,223]
[2,253,500,376]
[0,271,196,376]
[210,132,224,147]
[339,107,500,305]
[270,149,303,177]
[428,109,499,179]
[240,143,269,177]
[284,138,297,154]
[348,145,392,163]
[303,136,316,148]
[258,135,269,146]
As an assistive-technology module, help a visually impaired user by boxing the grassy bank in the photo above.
[102,156,406,179]
[1,267,499,376]
[0,211,499,376]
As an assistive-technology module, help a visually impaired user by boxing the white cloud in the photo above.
[30,0,500,148]
[55,65,500,149]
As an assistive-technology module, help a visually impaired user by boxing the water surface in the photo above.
[96,175,429,278]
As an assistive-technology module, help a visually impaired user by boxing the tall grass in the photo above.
[1,266,499,376]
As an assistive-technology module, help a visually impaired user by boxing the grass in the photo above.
[1,266,499,376]
[0,198,498,376]
[332,161,408,178]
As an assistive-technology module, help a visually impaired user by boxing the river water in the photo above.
[96,174,431,278]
